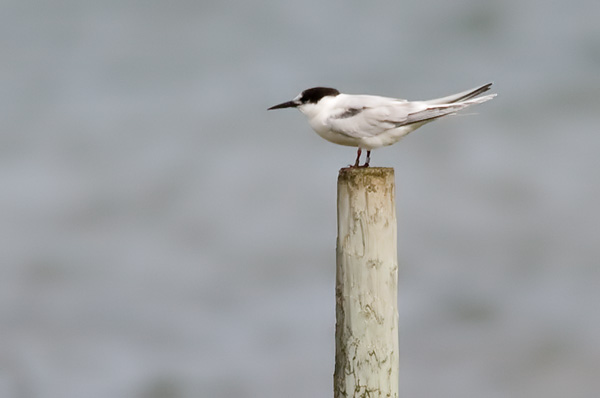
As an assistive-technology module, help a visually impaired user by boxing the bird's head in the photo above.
[268,87,340,116]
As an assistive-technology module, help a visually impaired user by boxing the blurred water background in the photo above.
[1,0,599,397]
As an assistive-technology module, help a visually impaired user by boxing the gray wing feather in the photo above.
[399,95,496,126]
[425,83,493,105]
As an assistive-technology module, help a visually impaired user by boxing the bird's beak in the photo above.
[268,100,298,110]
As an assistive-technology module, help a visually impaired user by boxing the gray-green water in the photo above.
[1,1,599,397]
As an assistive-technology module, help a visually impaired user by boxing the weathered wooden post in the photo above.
[334,167,399,398]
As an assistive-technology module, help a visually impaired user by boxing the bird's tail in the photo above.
[404,90,496,126]
[425,83,494,105]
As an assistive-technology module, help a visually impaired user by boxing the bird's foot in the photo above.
[344,162,369,168]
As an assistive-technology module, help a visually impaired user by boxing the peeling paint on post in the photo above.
[335,167,398,398]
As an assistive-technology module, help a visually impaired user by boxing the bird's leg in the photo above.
[363,150,371,167]
[353,148,362,167]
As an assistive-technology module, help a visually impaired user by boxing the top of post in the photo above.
[338,167,394,183]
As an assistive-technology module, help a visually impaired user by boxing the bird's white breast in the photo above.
[298,97,363,147]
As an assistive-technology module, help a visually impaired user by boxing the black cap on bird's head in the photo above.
[268,87,340,110]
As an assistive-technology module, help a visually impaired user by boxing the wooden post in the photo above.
[334,167,399,398]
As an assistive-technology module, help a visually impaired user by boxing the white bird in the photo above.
[268,83,496,167]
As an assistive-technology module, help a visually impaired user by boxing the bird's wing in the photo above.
[325,95,430,138]
[326,94,495,138]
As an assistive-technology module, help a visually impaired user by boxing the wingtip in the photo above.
[471,82,496,99]
[479,82,493,94]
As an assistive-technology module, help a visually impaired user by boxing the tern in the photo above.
[268,83,496,167]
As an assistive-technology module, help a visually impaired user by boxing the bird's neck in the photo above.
[298,97,335,120]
